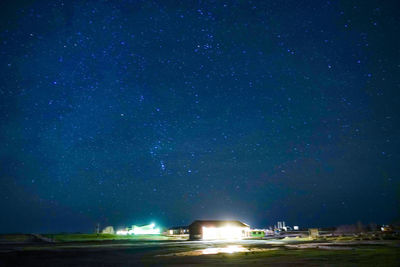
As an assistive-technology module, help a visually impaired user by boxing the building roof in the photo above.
[189,220,249,228]
[169,226,189,230]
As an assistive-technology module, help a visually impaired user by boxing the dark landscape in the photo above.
[1,235,399,266]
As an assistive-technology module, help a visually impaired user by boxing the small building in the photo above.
[309,228,319,238]
[250,229,265,238]
[101,226,115,234]
[168,226,189,235]
[265,229,274,236]
[189,220,250,240]
[116,223,160,235]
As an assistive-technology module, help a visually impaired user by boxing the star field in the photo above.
[0,0,399,233]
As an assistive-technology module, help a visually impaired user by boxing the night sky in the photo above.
[1,0,399,233]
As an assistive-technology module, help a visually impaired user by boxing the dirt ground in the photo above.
[0,239,399,266]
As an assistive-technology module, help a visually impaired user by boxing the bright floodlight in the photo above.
[202,225,246,240]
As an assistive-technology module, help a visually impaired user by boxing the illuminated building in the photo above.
[116,223,160,235]
[101,226,115,234]
[168,226,189,235]
[189,220,250,240]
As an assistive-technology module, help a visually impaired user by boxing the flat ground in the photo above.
[0,237,399,266]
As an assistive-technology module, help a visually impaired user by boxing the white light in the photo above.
[202,226,248,240]
[116,223,160,235]
[202,247,219,255]
[132,224,160,235]
[202,245,248,255]
[116,230,129,235]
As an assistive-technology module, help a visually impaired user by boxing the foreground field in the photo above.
[0,237,399,266]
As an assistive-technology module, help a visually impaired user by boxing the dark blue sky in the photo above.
[0,0,399,233]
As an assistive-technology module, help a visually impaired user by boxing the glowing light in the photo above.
[202,245,248,255]
[116,230,129,235]
[116,223,160,235]
[132,225,160,235]
[202,225,248,240]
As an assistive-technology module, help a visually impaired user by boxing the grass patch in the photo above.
[43,233,172,242]
[189,246,400,266]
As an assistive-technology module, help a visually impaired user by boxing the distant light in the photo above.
[132,227,160,235]
[116,230,129,235]
[116,223,160,235]
[132,223,160,235]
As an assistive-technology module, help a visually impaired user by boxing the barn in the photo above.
[168,226,189,235]
[189,220,250,240]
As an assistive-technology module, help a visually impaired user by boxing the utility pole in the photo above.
[95,223,100,235]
